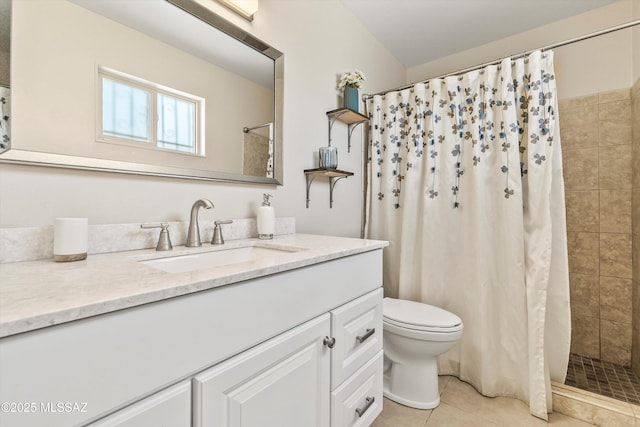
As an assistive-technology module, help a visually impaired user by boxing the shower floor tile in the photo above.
[565,353,640,405]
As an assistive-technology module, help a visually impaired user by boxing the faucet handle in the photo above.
[140,223,173,251]
[211,220,233,245]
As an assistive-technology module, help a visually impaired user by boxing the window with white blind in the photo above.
[98,67,204,156]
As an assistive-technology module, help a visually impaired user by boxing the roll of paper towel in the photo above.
[54,218,88,262]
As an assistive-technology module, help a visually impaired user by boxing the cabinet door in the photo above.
[193,314,331,427]
[331,288,383,387]
[86,381,190,427]
[331,351,383,427]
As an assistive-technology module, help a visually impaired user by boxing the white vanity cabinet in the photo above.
[193,288,383,427]
[0,247,384,427]
[193,314,332,427]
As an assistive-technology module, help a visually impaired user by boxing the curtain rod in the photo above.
[363,19,640,101]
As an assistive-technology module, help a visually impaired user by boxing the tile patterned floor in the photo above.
[372,376,596,426]
[565,353,640,405]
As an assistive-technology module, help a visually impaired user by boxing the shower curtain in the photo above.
[364,51,571,419]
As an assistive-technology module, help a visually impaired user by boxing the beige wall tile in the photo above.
[632,83,639,378]
[601,319,632,366]
[632,79,640,98]
[634,234,640,282]
[632,85,640,154]
[600,190,632,233]
[633,279,640,377]
[600,276,632,323]
[634,189,640,236]
[567,232,599,275]
[632,92,640,146]
[599,120,632,146]
[560,106,598,149]
[599,99,632,123]
[599,88,631,104]
[570,273,600,318]
[633,142,640,189]
[559,94,598,111]
[599,95,632,147]
[571,315,600,358]
[563,148,599,190]
[562,89,639,370]
[599,145,632,190]
[600,233,633,278]
[566,191,599,232]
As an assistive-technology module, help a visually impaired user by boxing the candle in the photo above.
[53,218,88,262]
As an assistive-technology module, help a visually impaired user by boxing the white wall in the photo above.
[407,0,634,100]
[0,0,405,236]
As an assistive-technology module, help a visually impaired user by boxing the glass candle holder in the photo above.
[319,146,338,169]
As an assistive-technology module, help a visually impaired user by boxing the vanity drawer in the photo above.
[331,288,383,387]
[331,351,383,427]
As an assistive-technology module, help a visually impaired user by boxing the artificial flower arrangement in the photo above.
[338,69,366,90]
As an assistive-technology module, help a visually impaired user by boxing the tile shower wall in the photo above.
[633,79,640,378]
[560,87,634,367]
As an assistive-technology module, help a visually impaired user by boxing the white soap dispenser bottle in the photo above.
[257,193,274,240]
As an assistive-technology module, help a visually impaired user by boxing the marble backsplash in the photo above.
[0,217,296,264]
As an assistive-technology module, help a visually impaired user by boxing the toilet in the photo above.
[382,297,463,409]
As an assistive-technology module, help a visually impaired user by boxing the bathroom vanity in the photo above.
[0,234,386,427]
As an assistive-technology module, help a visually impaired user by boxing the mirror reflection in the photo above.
[2,0,283,184]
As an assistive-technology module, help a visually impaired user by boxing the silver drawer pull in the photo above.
[323,336,336,348]
[355,396,375,418]
[356,328,375,344]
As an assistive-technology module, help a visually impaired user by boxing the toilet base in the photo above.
[382,358,441,409]
[383,383,440,409]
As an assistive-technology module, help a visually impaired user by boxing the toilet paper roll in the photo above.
[54,218,88,262]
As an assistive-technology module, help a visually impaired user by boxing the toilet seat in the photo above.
[383,297,462,333]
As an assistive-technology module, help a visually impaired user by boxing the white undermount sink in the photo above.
[139,244,304,274]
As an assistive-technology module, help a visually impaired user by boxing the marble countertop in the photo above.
[0,234,387,338]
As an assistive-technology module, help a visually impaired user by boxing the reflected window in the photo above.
[157,93,196,153]
[102,78,150,142]
[98,67,203,156]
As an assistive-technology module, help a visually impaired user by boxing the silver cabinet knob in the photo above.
[323,336,336,348]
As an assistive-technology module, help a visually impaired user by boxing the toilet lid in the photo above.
[383,297,462,329]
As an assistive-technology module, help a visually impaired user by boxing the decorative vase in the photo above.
[344,86,359,112]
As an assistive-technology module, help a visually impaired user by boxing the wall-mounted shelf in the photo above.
[327,108,368,153]
[304,168,354,208]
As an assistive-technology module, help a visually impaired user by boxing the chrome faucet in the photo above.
[186,198,214,247]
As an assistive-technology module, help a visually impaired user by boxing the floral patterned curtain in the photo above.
[0,87,9,152]
[364,51,570,419]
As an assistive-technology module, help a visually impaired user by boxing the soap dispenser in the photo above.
[257,193,274,240]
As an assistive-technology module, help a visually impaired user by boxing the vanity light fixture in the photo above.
[215,0,258,21]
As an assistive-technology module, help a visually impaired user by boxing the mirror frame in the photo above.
[0,0,284,185]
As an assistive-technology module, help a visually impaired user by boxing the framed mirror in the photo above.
[0,0,284,185]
